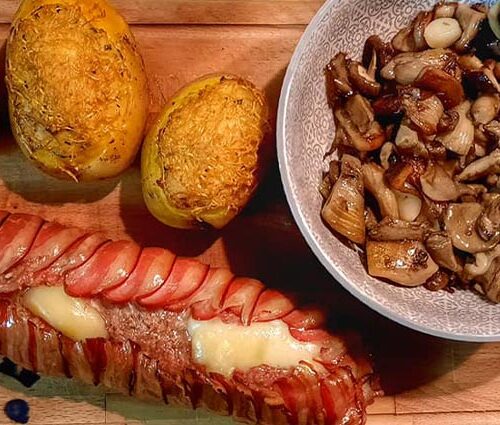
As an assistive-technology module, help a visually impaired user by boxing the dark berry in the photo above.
[4,399,29,424]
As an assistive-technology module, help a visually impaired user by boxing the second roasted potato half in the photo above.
[142,74,271,230]
[6,0,149,181]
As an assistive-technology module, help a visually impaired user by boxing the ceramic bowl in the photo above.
[277,0,500,342]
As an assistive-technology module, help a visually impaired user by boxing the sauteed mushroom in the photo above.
[321,2,500,301]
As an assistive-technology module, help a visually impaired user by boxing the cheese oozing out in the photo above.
[187,317,320,377]
[23,286,108,341]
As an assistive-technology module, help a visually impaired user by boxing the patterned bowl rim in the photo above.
[277,0,500,343]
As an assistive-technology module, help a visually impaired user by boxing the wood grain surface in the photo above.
[0,1,499,424]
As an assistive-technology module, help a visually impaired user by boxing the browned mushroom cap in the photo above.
[372,94,403,121]
[381,48,457,85]
[394,123,428,157]
[414,66,465,109]
[366,240,439,287]
[454,3,487,52]
[402,94,444,136]
[334,95,386,152]
[362,162,399,219]
[362,35,395,70]
[436,101,474,155]
[322,154,365,245]
[457,149,500,181]
[477,196,500,242]
[475,258,500,303]
[369,217,429,242]
[325,52,353,103]
[471,94,500,124]
[425,232,463,273]
[347,61,381,98]
[444,203,500,254]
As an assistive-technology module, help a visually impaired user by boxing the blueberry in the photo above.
[4,399,29,424]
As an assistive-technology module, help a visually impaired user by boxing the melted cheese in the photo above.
[187,318,320,377]
[23,286,108,341]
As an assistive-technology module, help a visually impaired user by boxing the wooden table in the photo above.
[0,1,499,424]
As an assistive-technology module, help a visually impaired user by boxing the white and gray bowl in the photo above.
[277,0,500,342]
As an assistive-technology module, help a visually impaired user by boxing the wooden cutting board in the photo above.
[0,1,499,424]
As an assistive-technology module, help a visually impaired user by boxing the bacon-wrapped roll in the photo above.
[0,211,381,424]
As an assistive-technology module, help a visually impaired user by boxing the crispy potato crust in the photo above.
[6,0,148,181]
[142,75,271,229]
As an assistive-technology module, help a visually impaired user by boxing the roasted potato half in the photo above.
[142,74,271,229]
[6,0,149,181]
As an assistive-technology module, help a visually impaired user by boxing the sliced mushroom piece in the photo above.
[394,123,428,157]
[322,155,365,245]
[458,54,483,71]
[319,175,332,200]
[444,203,499,254]
[414,66,464,109]
[454,3,487,52]
[437,110,460,133]
[392,25,417,53]
[436,100,474,155]
[362,35,396,70]
[380,142,396,170]
[471,94,500,125]
[402,94,444,136]
[334,95,386,152]
[362,162,399,219]
[325,52,353,103]
[456,149,500,181]
[381,48,457,85]
[425,232,463,273]
[464,244,500,279]
[369,217,428,242]
[420,162,481,202]
[477,196,500,242]
[434,2,458,19]
[348,61,381,98]
[489,1,500,39]
[366,240,439,287]
[425,139,448,160]
[417,196,447,230]
[475,258,500,303]
[344,94,374,134]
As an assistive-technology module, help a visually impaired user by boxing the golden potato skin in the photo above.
[142,74,271,230]
[6,0,149,181]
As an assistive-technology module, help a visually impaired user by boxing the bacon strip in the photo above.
[0,211,381,425]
